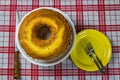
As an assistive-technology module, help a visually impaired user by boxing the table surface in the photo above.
[0,0,120,80]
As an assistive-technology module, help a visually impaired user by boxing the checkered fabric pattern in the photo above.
[0,0,120,80]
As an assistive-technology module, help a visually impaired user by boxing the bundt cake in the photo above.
[18,9,71,60]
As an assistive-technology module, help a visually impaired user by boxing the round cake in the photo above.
[19,9,72,60]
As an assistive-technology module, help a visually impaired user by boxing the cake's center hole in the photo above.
[36,25,51,40]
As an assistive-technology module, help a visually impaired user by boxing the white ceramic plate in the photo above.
[16,7,76,66]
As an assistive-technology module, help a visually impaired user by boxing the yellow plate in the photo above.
[70,29,112,71]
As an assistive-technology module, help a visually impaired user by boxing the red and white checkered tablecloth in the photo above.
[0,0,120,80]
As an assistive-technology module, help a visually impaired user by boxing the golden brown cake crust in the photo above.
[19,9,71,60]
